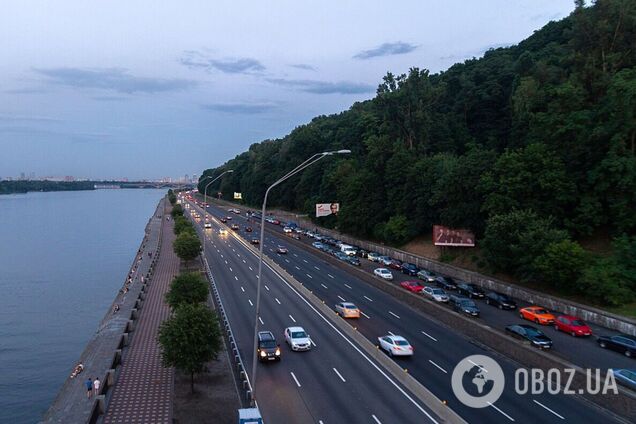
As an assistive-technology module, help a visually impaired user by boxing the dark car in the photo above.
[597,334,636,358]
[220,217,227,223]
[435,276,458,291]
[257,331,281,362]
[401,263,419,276]
[485,292,517,310]
[356,249,369,259]
[250,238,260,245]
[457,283,485,299]
[346,256,361,266]
[449,294,480,317]
[231,224,239,230]
[335,252,349,261]
[245,226,253,232]
[388,259,403,270]
[505,324,553,349]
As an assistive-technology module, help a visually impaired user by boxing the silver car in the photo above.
[422,286,449,302]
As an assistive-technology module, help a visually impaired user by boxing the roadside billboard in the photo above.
[233,192,242,199]
[316,203,339,217]
[433,225,475,247]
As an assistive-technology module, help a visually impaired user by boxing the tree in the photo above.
[171,203,184,218]
[532,239,589,293]
[173,231,201,261]
[173,215,194,235]
[381,215,412,245]
[165,272,209,309]
[579,257,634,307]
[158,304,222,392]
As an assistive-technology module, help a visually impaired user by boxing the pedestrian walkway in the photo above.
[103,211,179,424]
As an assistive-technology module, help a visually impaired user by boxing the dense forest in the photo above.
[200,0,636,306]
[0,180,95,194]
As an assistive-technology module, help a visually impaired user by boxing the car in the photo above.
[554,315,592,337]
[356,249,369,259]
[284,326,312,351]
[457,282,485,299]
[379,256,393,266]
[597,334,636,358]
[401,263,419,276]
[417,269,436,282]
[612,369,636,390]
[519,306,556,325]
[250,238,260,245]
[505,324,553,349]
[335,302,361,318]
[373,268,393,280]
[377,335,414,357]
[231,224,239,230]
[400,280,425,293]
[291,233,301,240]
[245,226,253,232]
[345,256,361,266]
[218,228,228,236]
[257,331,281,362]
[220,218,227,223]
[485,292,517,310]
[367,252,382,262]
[276,245,288,254]
[335,252,349,261]
[387,259,403,270]
[225,216,232,221]
[422,286,449,302]
[311,241,324,249]
[294,227,304,234]
[283,226,292,233]
[450,294,480,317]
[204,222,212,229]
[435,275,458,291]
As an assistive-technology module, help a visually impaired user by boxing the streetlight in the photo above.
[201,170,234,258]
[250,149,350,405]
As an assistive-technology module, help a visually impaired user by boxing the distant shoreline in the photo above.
[0,181,184,195]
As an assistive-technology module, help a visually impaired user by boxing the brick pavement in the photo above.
[103,213,178,424]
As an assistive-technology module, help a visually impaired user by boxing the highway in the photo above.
[190,204,446,423]
[189,198,627,424]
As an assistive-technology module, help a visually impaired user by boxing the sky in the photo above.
[0,0,576,180]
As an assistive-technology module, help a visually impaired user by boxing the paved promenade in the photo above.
[103,208,178,423]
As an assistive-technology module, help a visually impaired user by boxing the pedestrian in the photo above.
[93,377,101,395]
[85,377,93,398]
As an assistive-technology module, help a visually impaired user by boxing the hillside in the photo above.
[200,0,636,306]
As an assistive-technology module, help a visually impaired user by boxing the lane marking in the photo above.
[487,402,515,422]
[337,295,346,302]
[289,314,296,323]
[290,372,301,387]
[428,360,447,374]
[310,339,317,347]
[295,266,301,271]
[469,360,488,373]
[275,298,281,305]
[224,260,228,265]
[364,295,373,302]
[285,259,290,263]
[421,331,438,342]
[249,266,253,271]
[360,311,370,319]
[344,284,352,289]
[240,286,245,292]
[220,254,224,258]
[388,331,396,336]
[234,276,239,281]
[389,311,400,319]
[306,274,313,279]
[242,259,246,263]
[258,317,264,325]
[314,266,320,270]
[229,267,233,272]
[293,253,298,257]
[303,259,308,263]
[264,285,270,291]
[372,415,382,424]
[321,283,328,289]
[328,274,334,279]
[248,299,253,306]
[532,400,564,420]
[333,368,346,383]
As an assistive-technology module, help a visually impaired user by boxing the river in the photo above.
[0,189,165,423]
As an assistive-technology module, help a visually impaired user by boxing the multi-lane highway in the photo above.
[187,198,626,423]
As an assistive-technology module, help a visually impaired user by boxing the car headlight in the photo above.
[260,350,266,357]
[275,348,281,356]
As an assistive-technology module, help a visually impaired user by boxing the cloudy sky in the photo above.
[0,0,575,180]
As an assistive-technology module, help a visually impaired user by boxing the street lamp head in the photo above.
[336,149,351,154]
[226,169,234,173]
[323,149,351,156]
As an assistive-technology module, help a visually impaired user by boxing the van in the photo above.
[340,244,357,256]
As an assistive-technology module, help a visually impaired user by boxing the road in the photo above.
[189,198,627,423]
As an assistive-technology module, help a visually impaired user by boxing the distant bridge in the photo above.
[94,182,196,190]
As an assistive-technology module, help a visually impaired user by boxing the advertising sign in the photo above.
[433,225,475,247]
[233,192,242,200]
[316,203,339,217]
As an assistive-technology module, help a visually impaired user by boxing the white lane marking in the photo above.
[337,295,346,302]
[318,421,323,424]
[303,259,308,263]
[240,286,245,292]
[242,259,246,263]
[220,254,224,258]
[289,314,296,323]
[285,259,290,263]
[389,311,400,319]
[295,266,301,270]
[321,283,328,289]
[293,253,298,257]
[469,360,488,373]
[314,266,320,270]
[310,339,317,347]
[421,331,438,342]
[533,400,564,420]
[487,402,515,422]
[306,274,313,279]
[229,267,233,272]
[248,299,253,306]
[344,284,352,289]
[388,331,396,336]
[372,415,382,424]
[258,317,264,325]
[216,249,220,253]
[364,295,373,302]
[232,248,236,252]
[290,372,301,387]
[264,285,270,291]
[234,276,239,281]
[333,368,346,383]
[270,248,275,252]
[256,275,259,279]
[361,311,370,319]
[237,253,240,257]
[224,260,228,265]
[249,266,253,271]
[428,360,447,374]
[328,274,334,279]
[275,298,281,305]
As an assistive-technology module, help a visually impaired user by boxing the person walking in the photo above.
[93,377,101,396]
[85,377,93,398]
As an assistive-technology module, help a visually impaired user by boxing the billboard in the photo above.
[233,192,242,200]
[316,203,339,217]
[433,225,475,247]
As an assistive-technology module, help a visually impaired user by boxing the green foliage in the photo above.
[532,239,589,292]
[173,215,194,235]
[171,203,184,218]
[158,304,222,392]
[173,231,201,261]
[168,192,177,205]
[379,215,412,245]
[0,180,95,194]
[579,257,635,307]
[165,272,209,309]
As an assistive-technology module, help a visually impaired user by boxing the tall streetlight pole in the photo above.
[250,149,350,406]
[201,170,234,258]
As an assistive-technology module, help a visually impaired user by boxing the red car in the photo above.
[388,259,403,270]
[554,315,592,337]
[400,280,425,293]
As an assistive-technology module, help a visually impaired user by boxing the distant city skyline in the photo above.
[0,1,575,179]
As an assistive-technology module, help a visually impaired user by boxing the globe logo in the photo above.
[451,354,505,408]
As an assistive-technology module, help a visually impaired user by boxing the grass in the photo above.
[605,302,636,319]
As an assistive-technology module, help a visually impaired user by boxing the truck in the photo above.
[340,244,357,256]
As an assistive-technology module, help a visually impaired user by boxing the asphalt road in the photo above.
[189,199,628,423]
[193,206,444,423]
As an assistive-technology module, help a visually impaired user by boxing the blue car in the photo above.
[612,369,636,390]
[401,263,419,276]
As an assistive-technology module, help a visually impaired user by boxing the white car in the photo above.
[335,302,361,318]
[218,228,228,236]
[422,286,449,303]
[378,335,414,357]
[283,226,292,233]
[284,326,312,351]
[204,222,212,229]
[373,268,393,280]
